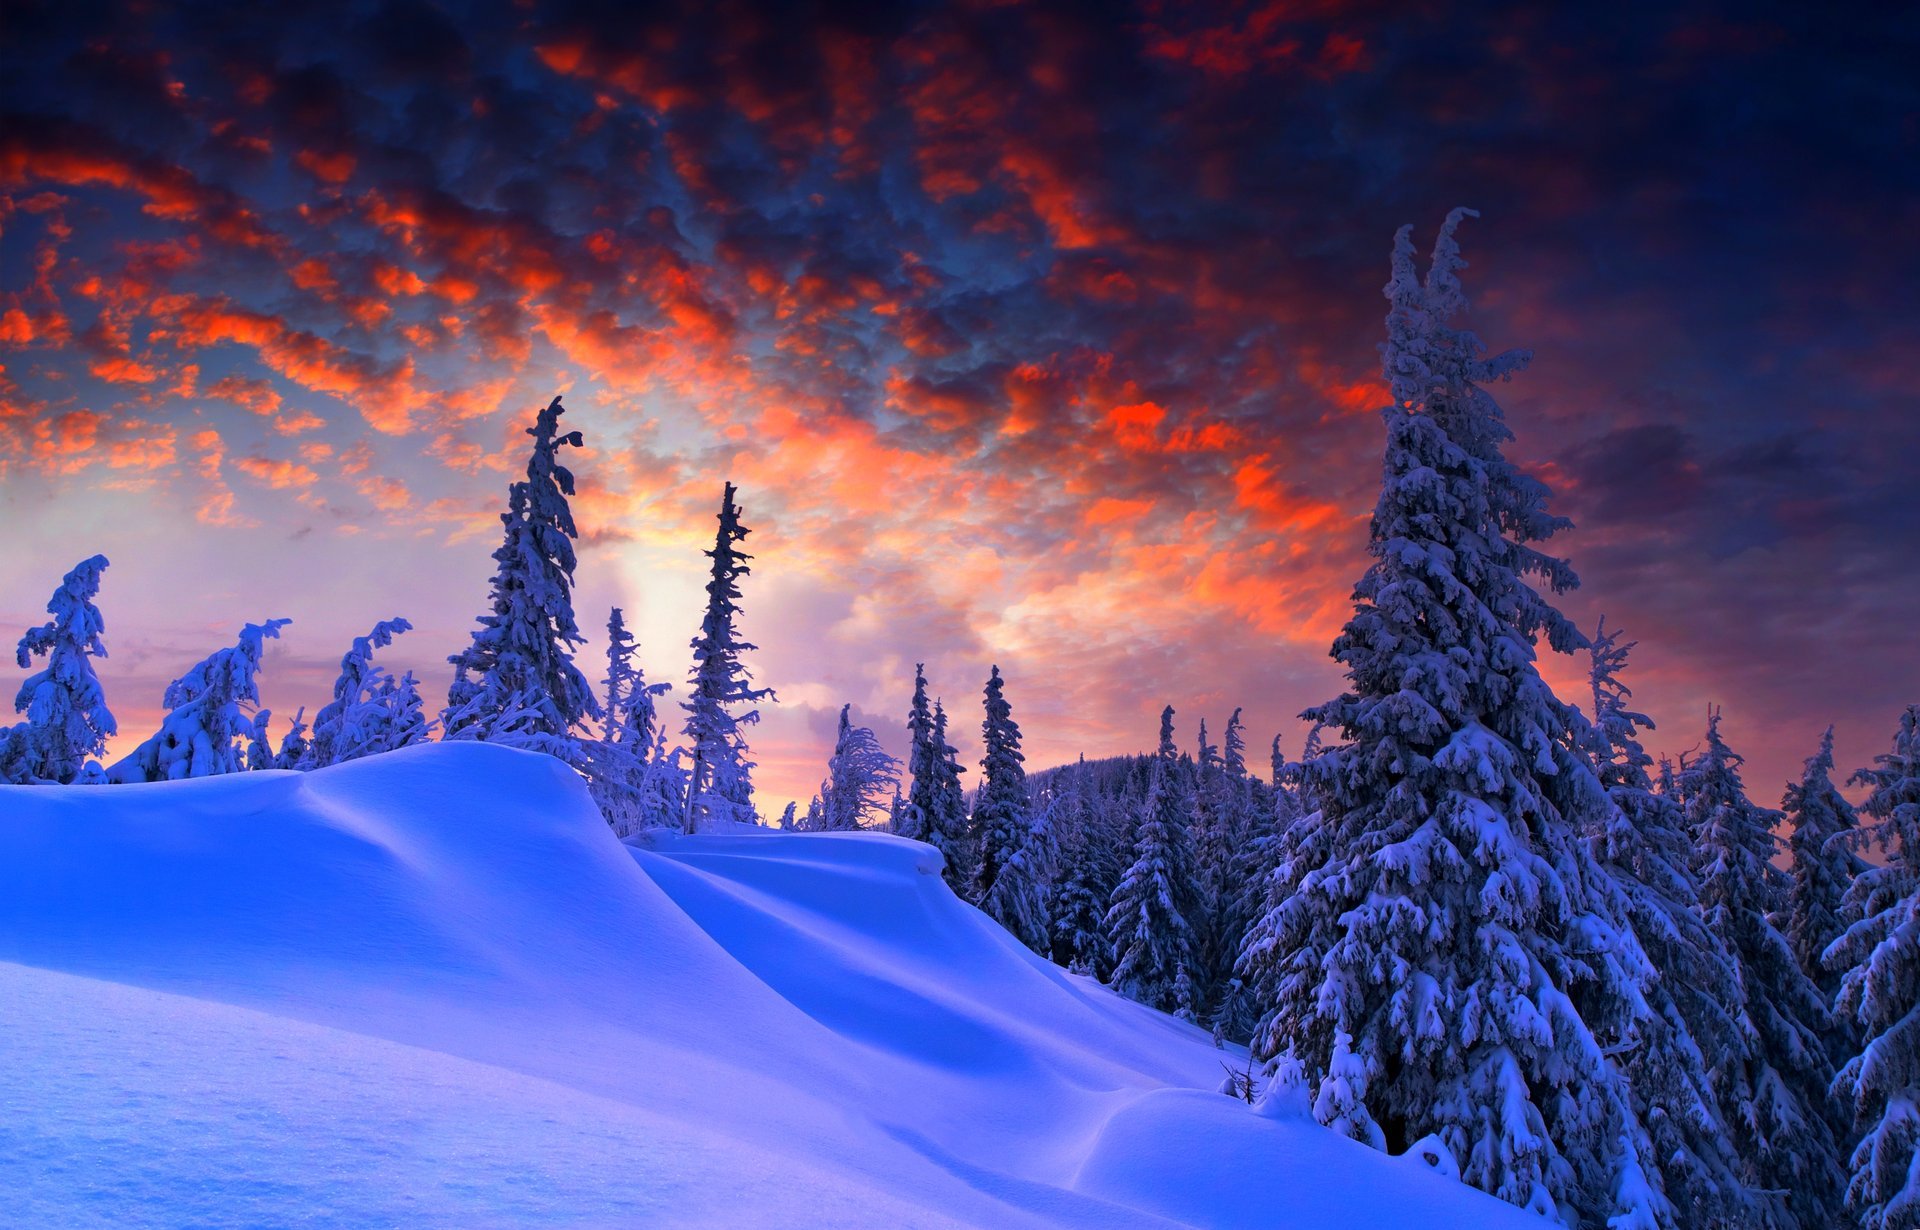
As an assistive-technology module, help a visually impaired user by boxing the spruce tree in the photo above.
[681,482,774,831]
[1105,751,1201,1019]
[1684,710,1845,1229]
[898,664,937,843]
[109,619,290,782]
[635,731,690,830]
[1157,705,1176,759]
[928,699,973,892]
[589,606,672,833]
[3,554,115,784]
[1048,779,1118,977]
[819,704,901,831]
[273,707,310,770]
[1830,704,1920,1230]
[1781,727,1865,1001]
[245,710,277,771]
[1193,711,1257,1029]
[443,396,598,750]
[972,665,1030,903]
[1588,623,1755,1228]
[898,667,972,888]
[601,607,669,751]
[1222,707,1248,779]
[1236,211,1660,1226]
[307,617,421,768]
[981,793,1055,954]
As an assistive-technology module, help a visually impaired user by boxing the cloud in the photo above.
[0,0,1911,804]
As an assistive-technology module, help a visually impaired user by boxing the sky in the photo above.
[1,0,1915,814]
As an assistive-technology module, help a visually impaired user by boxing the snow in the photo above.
[0,742,1536,1227]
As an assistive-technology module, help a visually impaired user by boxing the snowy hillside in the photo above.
[0,744,1532,1228]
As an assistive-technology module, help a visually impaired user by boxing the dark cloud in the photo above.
[0,0,1913,802]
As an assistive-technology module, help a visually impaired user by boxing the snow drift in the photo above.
[0,743,1534,1228]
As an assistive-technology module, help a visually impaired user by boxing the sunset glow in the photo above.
[3,2,1913,809]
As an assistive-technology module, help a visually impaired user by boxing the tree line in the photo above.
[1,211,1915,1230]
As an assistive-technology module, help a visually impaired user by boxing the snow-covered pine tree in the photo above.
[1781,726,1866,1002]
[1684,709,1844,1229]
[928,699,973,891]
[108,620,290,782]
[1586,622,1756,1229]
[982,791,1056,955]
[635,731,690,830]
[2,554,116,784]
[1157,705,1176,759]
[1235,211,1661,1227]
[443,396,598,752]
[681,483,774,831]
[819,704,902,831]
[1270,733,1285,788]
[600,607,670,751]
[1048,778,1118,977]
[1193,710,1260,1029]
[897,664,937,843]
[273,707,310,770]
[1223,707,1248,779]
[1196,718,1219,774]
[306,617,422,768]
[1104,751,1201,1020]
[972,665,1031,904]
[1829,704,1920,1230]
[588,606,673,833]
[1219,752,1290,1045]
[381,672,430,748]
[245,710,276,771]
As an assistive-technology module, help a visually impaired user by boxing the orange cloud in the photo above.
[234,455,319,488]
[152,295,427,433]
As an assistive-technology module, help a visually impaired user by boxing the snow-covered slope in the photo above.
[0,743,1534,1228]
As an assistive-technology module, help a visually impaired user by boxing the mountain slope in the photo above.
[0,742,1535,1228]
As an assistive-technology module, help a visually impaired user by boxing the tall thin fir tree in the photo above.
[1157,705,1177,759]
[601,607,670,751]
[1235,212,1663,1228]
[1684,710,1844,1230]
[1048,780,1119,977]
[1222,707,1248,779]
[1781,727,1866,1002]
[1,554,115,784]
[1829,704,1920,1230]
[109,620,291,782]
[929,699,972,891]
[1105,745,1201,1020]
[1587,622,1755,1229]
[1193,710,1257,1028]
[681,482,774,831]
[975,671,1067,951]
[443,396,599,751]
[898,664,938,843]
[972,665,1034,907]
[588,606,674,834]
